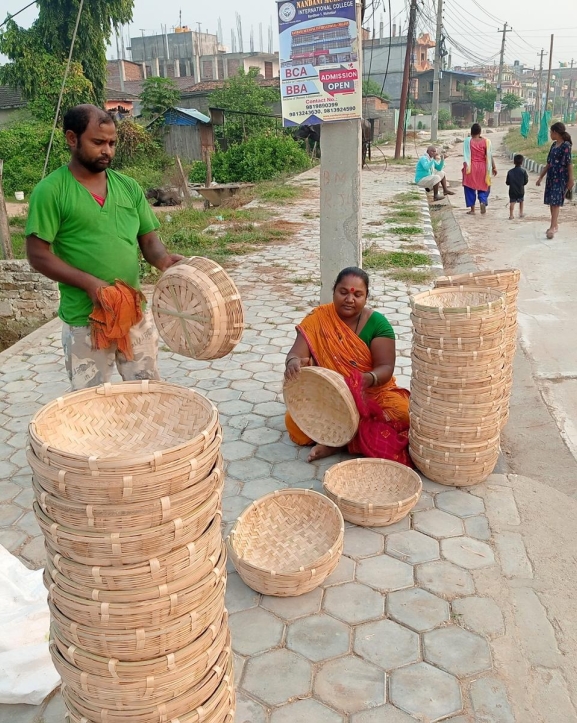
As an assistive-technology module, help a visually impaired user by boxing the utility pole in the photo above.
[395,0,417,159]
[566,59,575,118]
[430,0,443,142]
[544,34,554,114]
[115,31,125,92]
[536,48,547,119]
[496,23,512,127]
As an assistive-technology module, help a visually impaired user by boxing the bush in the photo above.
[438,109,452,130]
[189,134,310,184]
[189,161,208,185]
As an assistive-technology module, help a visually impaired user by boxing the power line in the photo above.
[0,0,37,28]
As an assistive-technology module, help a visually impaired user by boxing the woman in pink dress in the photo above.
[462,123,498,214]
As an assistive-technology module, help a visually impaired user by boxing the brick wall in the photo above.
[0,260,59,321]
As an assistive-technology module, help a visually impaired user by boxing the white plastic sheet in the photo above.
[0,545,60,705]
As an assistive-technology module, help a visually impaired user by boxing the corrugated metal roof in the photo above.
[172,107,210,123]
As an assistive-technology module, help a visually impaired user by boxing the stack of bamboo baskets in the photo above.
[27,381,235,723]
[409,288,508,486]
[434,269,520,429]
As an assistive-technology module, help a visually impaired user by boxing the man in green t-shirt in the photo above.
[26,104,182,390]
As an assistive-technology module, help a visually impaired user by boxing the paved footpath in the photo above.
[0,162,566,722]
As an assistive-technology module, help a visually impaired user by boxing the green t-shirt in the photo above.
[25,166,160,326]
[358,310,395,347]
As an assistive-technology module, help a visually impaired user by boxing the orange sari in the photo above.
[285,304,410,460]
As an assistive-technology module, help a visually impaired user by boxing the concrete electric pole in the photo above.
[496,23,512,126]
[566,59,575,118]
[544,34,554,114]
[430,0,443,142]
[536,48,547,119]
[395,0,418,159]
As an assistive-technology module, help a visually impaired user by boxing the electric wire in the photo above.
[0,0,37,28]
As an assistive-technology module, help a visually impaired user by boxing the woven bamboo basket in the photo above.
[50,578,226,660]
[412,397,504,423]
[28,381,219,474]
[228,489,344,596]
[411,343,507,366]
[34,489,221,566]
[28,432,222,505]
[61,645,232,723]
[152,256,244,361]
[434,269,520,295]
[34,464,223,532]
[410,312,506,338]
[412,329,507,351]
[323,459,422,527]
[283,367,359,447]
[410,429,500,454]
[44,514,222,591]
[51,623,229,702]
[410,287,506,318]
[411,379,507,406]
[45,554,226,628]
[411,363,505,387]
[410,411,501,443]
[46,541,226,604]
[410,447,499,486]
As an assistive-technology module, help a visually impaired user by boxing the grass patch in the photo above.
[505,126,577,173]
[401,241,428,252]
[363,247,431,270]
[389,269,435,284]
[394,191,421,203]
[258,183,303,202]
[291,276,316,284]
[389,225,422,236]
[8,231,26,258]
[388,209,420,223]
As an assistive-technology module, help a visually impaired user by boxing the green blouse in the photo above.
[358,311,395,347]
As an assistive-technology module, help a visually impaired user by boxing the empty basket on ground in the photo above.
[29,380,234,722]
[409,287,507,486]
[323,459,422,527]
[152,256,244,360]
[434,269,520,429]
[227,489,344,596]
[283,367,360,447]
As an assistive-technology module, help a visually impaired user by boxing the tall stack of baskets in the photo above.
[409,287,508,486]
[433,269,520,429]
[28,381,235,723]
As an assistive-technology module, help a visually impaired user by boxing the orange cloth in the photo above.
[286,303,410,446]
[89,280,145,361]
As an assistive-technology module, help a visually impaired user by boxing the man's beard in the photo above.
[76,139,111,173]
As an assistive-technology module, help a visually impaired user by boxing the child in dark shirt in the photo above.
[506,154,529,219]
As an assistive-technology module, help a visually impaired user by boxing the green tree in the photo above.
[210,68,280,145]
[501,93,523,112]
[0,0,134,105]
[139,77,181,118]
[362,79,390,100]
[438,108,452,130]
[463,84,497,113]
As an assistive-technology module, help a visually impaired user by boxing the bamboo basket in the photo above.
[410,312,506,338]
[34,464,223,532]
[44,515,222,591]
[410,411,501,443]
[411,343,507,366]
[61,646,232,723]
[28,381,219,474]
[411,378,507,405]
[283,367,359,447]
[410,430,501,455]
[411,393,504,417]
[152,257,244,361]
[45,554,226,629]
[434,269,520,296]
[323,459,422,527]
[412,329,507,351]
[228,489,344,597]
[410,397,502,425]
[411,363,505,387]
[410,287,506,318]
[50,578,226,660]
[51,623,229,702]
[27,432,223,505]
[34,490,221,566]
[410,448,499,487]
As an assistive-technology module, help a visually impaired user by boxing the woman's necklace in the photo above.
[354,312,362,333]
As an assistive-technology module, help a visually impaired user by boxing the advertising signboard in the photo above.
[277,0,362,126]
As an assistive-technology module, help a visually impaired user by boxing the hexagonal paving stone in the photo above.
[351,704,417,722]
[243,649,312,706]
[0,528,26,552]
[315,656,385,715]
[261,587,323,620]
[441,537,495,570]
[390,662,462,720]
[20,536,45,568]
[322,555,356,587]
[386,530,440,565]
[0,481,20,502]
[270,699,344,723]
[14,511,41,538]
[343,527,384,558]
[227,458,271,481]
[222,495,251,524]
[436,491,485,518]
[470,676,515,722]
[229,607,284,656]
[451,596,505,637]
[235,692,267,723]
[424,626,492,677]
[253,401,287,418]
[218,400,254,416]
[256,443,298,463]
[241,477,285,500]
[225,572,260,613]
[464,515,491,541]
[323,582,384,624]
[369,517,411,535]
[354,619,420,670]
[356,554,414,592]
[240,389,277,404]
[205,389,240,404]
[388,587,449,632]
[416,560,475,599]
[413,509,464,539]
[221,441,255,461]
[272,460,315,484]
[286,613,350,662]
[0,504,24,526]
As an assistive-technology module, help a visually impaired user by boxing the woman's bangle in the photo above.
[285,356,299,368]
[369,371,378,387]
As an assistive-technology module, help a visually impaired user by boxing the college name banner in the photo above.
[277,0,362,126]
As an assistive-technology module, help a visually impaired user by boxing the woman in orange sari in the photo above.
[284,267,410,464]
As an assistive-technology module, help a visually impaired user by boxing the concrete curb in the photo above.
[417,187,444,275]
[505,148,546,176]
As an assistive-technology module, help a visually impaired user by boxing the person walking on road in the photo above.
[414,146,455,201]
[536,122,574,239]
[506,154,529,219]
[462,123,497,215]
[25,104,183,391]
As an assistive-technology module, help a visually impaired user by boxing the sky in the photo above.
[3,0,576,71]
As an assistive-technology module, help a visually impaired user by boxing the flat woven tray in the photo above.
[323,459,422,527]
[152,256,244,360]
[28,381,218,474]
[227,489,344,597]
[283,367,359,447]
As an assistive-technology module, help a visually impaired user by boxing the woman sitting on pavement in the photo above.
[536,121,574,239]
[462,123,497,214]
[284,267,411,466]
[414,146,455,201]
